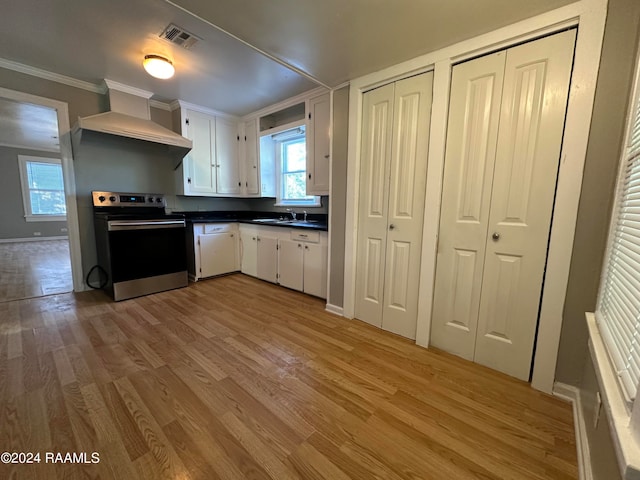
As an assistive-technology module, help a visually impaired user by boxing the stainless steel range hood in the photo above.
[72,81,192,160]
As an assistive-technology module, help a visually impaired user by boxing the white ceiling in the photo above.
[0,0,573,118]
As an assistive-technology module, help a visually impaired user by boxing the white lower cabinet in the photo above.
[256,235,278,283]
[240,230,258,277]
[302,242,327,298]
[239,225,328,298]
[192,223,240,281]
[278,239,304,291]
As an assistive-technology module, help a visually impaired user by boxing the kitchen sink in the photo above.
[251,218,320,226]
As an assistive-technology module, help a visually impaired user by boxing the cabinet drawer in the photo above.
[290,230,320,243]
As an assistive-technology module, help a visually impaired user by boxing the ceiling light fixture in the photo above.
[143,54,175,79]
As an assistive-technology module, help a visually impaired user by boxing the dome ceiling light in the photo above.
[143,55,175,79]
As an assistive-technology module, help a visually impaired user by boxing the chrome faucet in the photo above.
[303,210,308,222]
[286,208,297,220]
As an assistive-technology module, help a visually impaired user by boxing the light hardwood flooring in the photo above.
[0,274,577,480]
[0,239,72,303]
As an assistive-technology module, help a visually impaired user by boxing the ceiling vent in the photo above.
[160,24,199,50]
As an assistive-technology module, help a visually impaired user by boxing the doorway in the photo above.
[0,87,82,301]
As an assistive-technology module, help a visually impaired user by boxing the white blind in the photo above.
[597,62,640,401]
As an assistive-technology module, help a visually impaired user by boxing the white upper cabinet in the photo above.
[306,93,331,195]
[174,106,240,197]
[239,118,260,196]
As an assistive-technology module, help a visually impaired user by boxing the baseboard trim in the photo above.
[554,382,593,480]
[0,236,68,244]
[325,303,344,316]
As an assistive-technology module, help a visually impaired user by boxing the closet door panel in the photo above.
[355,84,395,328]
[430,52,506,359]
[474,30,576,379]
[382,72,433,339]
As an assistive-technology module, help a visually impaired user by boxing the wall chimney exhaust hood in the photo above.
[72,80,192,162]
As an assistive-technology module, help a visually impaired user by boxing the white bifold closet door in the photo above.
[430,30,575,380]
[355,72,433,340]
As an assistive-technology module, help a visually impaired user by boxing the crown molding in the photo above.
[149,99,172,111]
[103,79,153,99]
[171,99,237,119]
[0,58,105,94]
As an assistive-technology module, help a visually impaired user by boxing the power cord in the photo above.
[86,265,108,289]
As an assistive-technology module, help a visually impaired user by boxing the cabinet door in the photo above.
[185,110,216,195]
[303,243,327,298]
[278,239,304,291]
[240,231,258,277]
[198,233,238,278]
[256,235,278,283]
[216,117,241,195]
[243,118,259,195]
[306,93,331,195]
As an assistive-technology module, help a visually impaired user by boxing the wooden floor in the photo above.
[0,239,72,303]
[0,274,577,480]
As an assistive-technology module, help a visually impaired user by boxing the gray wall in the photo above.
[328,87,349,307]
[0,146,67,240]
[556,0,640,385]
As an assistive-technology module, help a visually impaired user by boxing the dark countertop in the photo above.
[176,210,328,231]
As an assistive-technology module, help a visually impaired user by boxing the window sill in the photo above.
[586,312,640,480]
[25,215,67,222]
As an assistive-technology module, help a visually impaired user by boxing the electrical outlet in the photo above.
[594,391,602,428]
[33,231,41,236]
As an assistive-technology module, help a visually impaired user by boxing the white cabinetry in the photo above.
[240,228,258,276]
[239,118,260,196]
[256,234,278,283]
[174,106,240,196]
[278,239,304,291]
[192,223,239,281]
[239,225,327,298]
[306,93,331,195]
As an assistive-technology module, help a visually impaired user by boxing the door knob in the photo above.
[389,224,396,230]
[492,232,500,241]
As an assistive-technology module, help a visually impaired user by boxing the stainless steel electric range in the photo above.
[92,191,188,301]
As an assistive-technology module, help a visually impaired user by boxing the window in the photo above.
[596,53,640,403]
[274,127,320,207]
[18,155,67,221]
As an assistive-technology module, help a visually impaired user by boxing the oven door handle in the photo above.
[108,220,186,231]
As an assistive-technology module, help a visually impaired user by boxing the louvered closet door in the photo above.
[431,30,576,380]
[355,73,433,339]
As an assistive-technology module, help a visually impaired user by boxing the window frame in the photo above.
[18,155,67,222]
[590,33,640,480]
[273,127,321,207]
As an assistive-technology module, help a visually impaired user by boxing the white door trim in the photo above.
[0,87,85,292]
[343,0,607,393]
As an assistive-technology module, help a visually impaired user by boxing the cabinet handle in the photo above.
[305,245,309,250]
[298,243,302,248]
[187,178,191,184]
[238,182,241,187]
[253,165,257,169]
[492,232,500,241]
[324,154,330,159]
[389,224,396,230]
[308,174,312,180]
[252,237,256,240]
[230,234,234,238]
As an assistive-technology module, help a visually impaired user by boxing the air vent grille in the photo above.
[160,24,199,50]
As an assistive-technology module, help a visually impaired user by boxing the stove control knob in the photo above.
[148,197,154,203]
[156,198,163,203]
[98,195,106,202]
[109,196,116,202]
